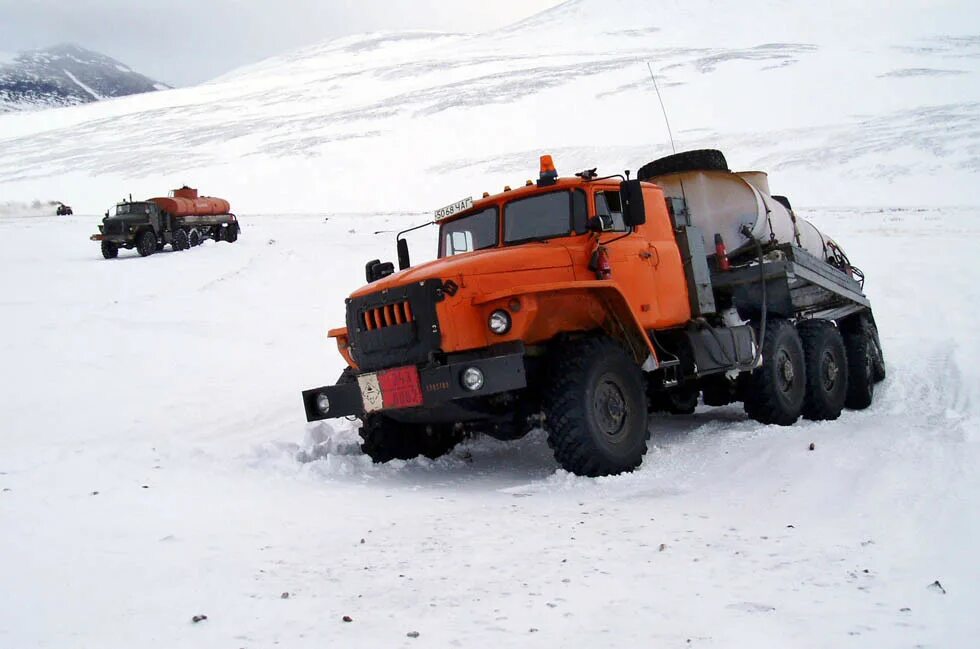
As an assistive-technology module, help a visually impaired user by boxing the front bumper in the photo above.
[91,233,133,243]
[302,349,527,422]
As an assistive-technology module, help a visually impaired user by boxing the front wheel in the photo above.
[543,337,648,477]
[359,416,463,463]
[225,225,239,243]
[100,240,118,259]
[136,230,157,257]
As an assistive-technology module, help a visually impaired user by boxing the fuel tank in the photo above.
[148,187,231,216]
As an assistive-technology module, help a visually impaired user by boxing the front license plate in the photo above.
[378,365,424,410]
[357,366,424,413]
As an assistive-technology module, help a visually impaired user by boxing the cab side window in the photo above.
[594,191,626,231]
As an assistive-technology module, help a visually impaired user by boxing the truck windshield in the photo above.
[438,207,498,257]
[114,202,150,216]
[504,190,587,244]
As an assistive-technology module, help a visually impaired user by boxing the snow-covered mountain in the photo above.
[0,1,976,211]
[0,43,168,113]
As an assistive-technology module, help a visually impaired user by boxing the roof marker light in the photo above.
[538,154,558,187]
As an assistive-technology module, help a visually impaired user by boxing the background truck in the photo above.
[90,186,239,259]
[302,150,885,477]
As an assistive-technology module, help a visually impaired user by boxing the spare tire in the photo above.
[637,149,729,181]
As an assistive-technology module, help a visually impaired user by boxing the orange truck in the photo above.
[302,150,884,476]
[91,186,239,259]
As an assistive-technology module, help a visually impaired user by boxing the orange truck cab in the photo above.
[302,151,883,477]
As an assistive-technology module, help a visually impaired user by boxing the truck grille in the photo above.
[104,220,127,235]
[362,300,414,330]
[345,279,444,372]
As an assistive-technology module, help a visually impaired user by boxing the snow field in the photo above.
[1,206,977,647]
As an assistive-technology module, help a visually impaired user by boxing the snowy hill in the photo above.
[0,43,167,113]
[0,0,977,212]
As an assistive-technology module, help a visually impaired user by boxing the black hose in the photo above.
[740,225,767,369]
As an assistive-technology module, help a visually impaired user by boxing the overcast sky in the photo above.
[0,0,559,86]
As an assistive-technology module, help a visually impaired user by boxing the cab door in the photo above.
[592,187,691,329]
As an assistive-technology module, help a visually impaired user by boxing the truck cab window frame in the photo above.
[504,190,586,245]
[438,206,499,258]
[594,190,626,232]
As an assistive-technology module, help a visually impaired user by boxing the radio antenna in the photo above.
[646,62,676,154]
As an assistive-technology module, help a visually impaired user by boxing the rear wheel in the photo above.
[173,228,189,251]
[743,318,806,425]
[136,230,157,257]
[100,240,118,259]
[189,229,201,247]
[868,318,886,382]
[798,320,848,420]
[841,314,875,410]
[359,416,463,463]
[543,336,648,477]
[225,225,238,243]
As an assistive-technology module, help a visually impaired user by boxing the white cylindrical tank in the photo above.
[647,169,836,261]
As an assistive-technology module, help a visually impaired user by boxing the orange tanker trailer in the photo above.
[91,186,240,259]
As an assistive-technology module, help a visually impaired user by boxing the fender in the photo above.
[473,281,658,364]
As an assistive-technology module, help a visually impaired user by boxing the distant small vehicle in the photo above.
[90,186,240,259]
[56,203,73,216]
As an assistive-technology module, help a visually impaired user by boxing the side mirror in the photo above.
[365,259,395,283]
[620,180,646,227]
[587,214,614,232]
[397,238,411,270]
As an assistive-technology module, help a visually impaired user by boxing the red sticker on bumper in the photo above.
[378,365,424,410]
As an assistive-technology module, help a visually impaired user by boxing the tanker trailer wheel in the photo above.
[189,229,201,247]
[173,228,189,251]
[867,316,886,382]
[743,318,806,425]
[543,336,649,477]
[798,320,848,421]
[840,314,876,410]
[225,225,238,243]
[136,230,157,257]
[100,240,118,259]
[359,416,463,462]
[637,149,730,181]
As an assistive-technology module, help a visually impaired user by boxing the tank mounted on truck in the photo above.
[301,150,885,477]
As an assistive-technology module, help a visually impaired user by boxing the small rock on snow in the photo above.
[927,580,946,594]
[281,592,290,599]
[809,442,815,451]
[342,615,353,622]
[191,614,208,623]
[407,631,420,638]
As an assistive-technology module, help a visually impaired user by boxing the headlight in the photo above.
[488,309,511,335]
[461,367,485,391]
[316,393,331,414]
